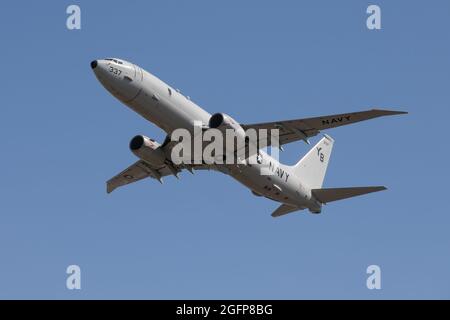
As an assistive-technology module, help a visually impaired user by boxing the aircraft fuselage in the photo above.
[91,58,327,213]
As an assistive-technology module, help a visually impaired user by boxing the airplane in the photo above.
[90,58,406,217]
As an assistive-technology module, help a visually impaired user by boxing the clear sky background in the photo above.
[0,0,449,299]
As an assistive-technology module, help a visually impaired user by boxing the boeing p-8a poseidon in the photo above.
[91,58,406,217]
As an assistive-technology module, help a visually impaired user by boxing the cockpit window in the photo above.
[105,58,123,64]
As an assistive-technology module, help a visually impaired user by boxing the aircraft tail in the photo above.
[292,134,334,189]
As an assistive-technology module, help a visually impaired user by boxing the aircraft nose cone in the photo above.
[90,60,98,69]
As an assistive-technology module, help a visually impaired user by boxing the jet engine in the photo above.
[208,113,247,140]
[129,135,166,167]
[209,113,242,131]
[209,113,258,159]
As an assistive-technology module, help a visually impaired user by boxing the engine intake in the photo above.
[130,135,145,150]
[209,113,225,128]
[208,113,244,133]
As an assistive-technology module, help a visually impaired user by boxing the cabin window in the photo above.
[168,88,172,96]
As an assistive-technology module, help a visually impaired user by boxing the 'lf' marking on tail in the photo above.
[317,147,325,163]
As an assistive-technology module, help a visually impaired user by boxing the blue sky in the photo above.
[0,0,449,299]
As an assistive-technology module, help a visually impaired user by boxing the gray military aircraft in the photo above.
[91,58,406,217]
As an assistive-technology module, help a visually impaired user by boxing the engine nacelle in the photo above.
[209,113,261,162]
[209,113,240,130]
[129,135,166,167]
[209,113,246,139]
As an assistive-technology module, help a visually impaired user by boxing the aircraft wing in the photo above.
[241,109,407,146]
[106,160,208,193]
[107,160,168,193]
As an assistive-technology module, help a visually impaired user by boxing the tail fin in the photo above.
[292,135,334,189]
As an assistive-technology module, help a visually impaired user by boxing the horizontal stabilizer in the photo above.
[271,204,304,217]
[312,186,386,204]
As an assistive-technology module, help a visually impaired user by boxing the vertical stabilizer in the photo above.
[292,135,334,189]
